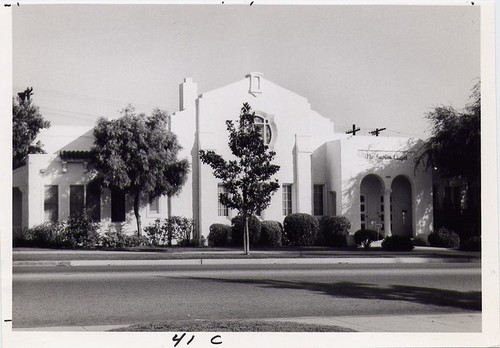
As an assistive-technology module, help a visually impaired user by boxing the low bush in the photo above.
[208,224,232,247]
[353,229,382,249]
[381,235,414,251]
[428,228,460,248]
[318,216,350,247]
[144,216,195,246]
[459,236,481,251]
[29,221,68,248]
[100,230,148,248]
[259,220,283,247]
[65,210,100,248]
[166,216,195,246]
[13,227,34,247]
[231,215,262,246]
[283,213,319,246]
[144,219,164,246]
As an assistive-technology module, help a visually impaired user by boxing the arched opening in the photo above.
[360,174,385,233]
[391,175,413,237]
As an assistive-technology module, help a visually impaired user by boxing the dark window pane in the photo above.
[111,189,126,222]
[70,185,85,217]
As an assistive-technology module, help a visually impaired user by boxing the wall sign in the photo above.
[359,150,412,162]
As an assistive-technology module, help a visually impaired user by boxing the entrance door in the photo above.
[360,174,384,233]
[391,175,413,237]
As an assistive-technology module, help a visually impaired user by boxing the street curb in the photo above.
[12,256,480,267]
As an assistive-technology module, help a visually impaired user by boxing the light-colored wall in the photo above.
[326,135,433,237]
[18,153,168,233]
[185,74,336,237]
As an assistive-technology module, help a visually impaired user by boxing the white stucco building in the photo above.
[13,73,433,242]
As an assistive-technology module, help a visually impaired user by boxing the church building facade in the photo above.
[13,73,433,242]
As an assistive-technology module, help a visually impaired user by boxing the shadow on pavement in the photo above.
[186,277,481,311]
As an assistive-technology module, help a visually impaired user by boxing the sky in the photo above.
[12,4,480,138]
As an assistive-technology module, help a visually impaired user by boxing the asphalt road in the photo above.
[12,263,481,328]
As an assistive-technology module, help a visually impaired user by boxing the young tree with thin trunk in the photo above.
[91,106,189,236]
[200,103,280,255]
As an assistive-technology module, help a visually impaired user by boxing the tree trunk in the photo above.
[134,194,142,237]
[244,215,250,255]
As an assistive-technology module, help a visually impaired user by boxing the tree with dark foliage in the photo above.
[415,81,480,237]
[13,87,50,169]
[91,106,189,236]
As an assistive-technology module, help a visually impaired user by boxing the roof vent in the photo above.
[246,72,263,96]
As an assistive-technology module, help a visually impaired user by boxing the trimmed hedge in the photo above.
[318,216,350,247]
[259,220,283,247]
[381,235,414,251]
[208,223,232,247]
[459,236,481,251]
[231,215,262,246]
[283,213,319,246]
[353,229,382,249]
[428,227,460,248]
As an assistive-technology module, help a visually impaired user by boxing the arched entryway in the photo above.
[360,174,385,233]
[391,175,413,237]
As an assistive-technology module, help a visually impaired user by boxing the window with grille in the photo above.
[254,116,272,145]
[313,184,324,216]
[282,184,293,216]
[218,184,228,217]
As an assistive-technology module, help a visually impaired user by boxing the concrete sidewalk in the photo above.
[12,255,480,267]
[13,313,481,332]
[12,246,481,267]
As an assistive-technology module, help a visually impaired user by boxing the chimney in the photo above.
[179,77,198,111]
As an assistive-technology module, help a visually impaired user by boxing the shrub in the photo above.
[29,221,68,248]
[100,229,148,248]
[144,216,195,246]
[283,213,319,246]
[144,219,164,246]
[428,227,460,248]
[259,220,283,247]
[65,210,100,248]
[165,216,195,246]
[231,215,262,246]
[208,224,232,247]
[13,227,34,247]
[353,229,382,249]
[381,235,414,251]
[459,236,481,251]
[318,216,350,247]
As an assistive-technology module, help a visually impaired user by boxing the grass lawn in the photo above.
[110,319,354,332]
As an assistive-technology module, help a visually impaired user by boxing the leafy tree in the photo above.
[91,106,189,236]
[12,87,51,169]
[199,103,280,254]
[415,81,480,236]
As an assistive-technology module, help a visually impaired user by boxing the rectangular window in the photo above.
[313,184,324,216]
[86,186,101,221]
[44,185,58,222]
[149,196,160,215]
[70,185,85,217]
[111,189,126,222]
[218,184,228,217]
[282,184,293,216]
